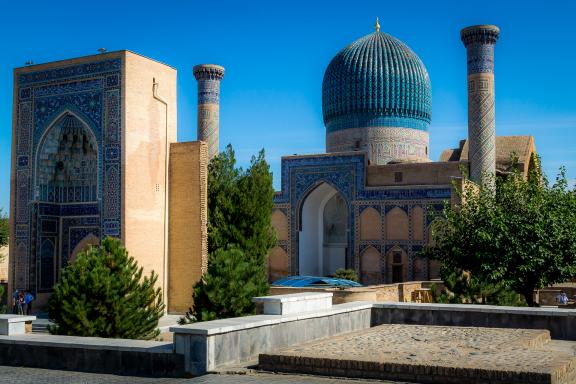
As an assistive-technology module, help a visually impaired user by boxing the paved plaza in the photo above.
[0,366,410,384]
[260,324,576,384]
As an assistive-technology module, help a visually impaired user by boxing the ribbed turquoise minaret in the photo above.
[461,25,500,184]
[193,64,225,159]
[322,19,432,164]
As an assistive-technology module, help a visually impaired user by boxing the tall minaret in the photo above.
[193,64,225,159]
[461,25,500,185]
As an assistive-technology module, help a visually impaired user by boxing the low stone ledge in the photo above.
[171,301,373,375]
[0,333,184,377]
[170,301,372,336]
[372,302,576,316]
[0,333,173,353]
[253,292,333,315]
[371,302,576,340]
[0,315,36,336]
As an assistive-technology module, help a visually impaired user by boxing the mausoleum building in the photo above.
[268,23,537,285]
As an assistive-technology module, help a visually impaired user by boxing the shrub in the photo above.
[48,237,164,339]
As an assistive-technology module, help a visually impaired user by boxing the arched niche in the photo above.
[298,182,347,276]
[386,246,408,283]
[70,234,100,264]
[271,209,288,241]
[360,246,381,285]
[385,207,409,241]
[360,207,381,240]
[411,206,424,241]
[36,113,98,203]
[268,246,289,283]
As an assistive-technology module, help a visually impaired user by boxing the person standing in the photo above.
[17,292,24,315]
[11,289,19,314]
[24,291,34,315]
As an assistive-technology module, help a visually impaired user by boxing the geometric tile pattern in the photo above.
[193,64,224,160]
[461,25,499,184]
[12,58,122,291]
[273,152,451,279]
[322,30,432,165]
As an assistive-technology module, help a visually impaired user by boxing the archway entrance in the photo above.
[298,183,347,276]
[34,112,100,290]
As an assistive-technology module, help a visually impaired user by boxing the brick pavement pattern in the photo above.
[0,366,410,384]
[259,324,576,384]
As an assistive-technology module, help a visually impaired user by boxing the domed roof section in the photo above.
[322,29,432,132]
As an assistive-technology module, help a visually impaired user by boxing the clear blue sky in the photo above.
[1,0,575,213]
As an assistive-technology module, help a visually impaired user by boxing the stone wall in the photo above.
[123,51,177,308]
[269,281,442,304]
[171,301,372,375]
[0,334,184,377]
[168,142,208,314]
[366,161,462,187]
[371,302,576,340]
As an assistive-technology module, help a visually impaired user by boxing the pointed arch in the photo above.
[35,111,98,203]
[386,245,408,283]
[360,246,381,285]
[385,207,409,240]
[298,182,347,276]
[360,207,381,240]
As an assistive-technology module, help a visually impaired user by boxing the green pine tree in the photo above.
[181,145,275,323]
[184,247,269,322]
[48,237,164,339]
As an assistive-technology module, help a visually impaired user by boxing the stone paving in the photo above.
[0,366,411,384]
[260,324,576,384]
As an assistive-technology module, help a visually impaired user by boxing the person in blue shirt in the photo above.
[24,292,34,315]
[558,291,569,305]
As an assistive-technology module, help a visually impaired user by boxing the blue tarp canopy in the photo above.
[272,275,362,288]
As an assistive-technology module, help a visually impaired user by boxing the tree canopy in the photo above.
[183,145,275,322]
[421,157,576,306]
[48,237,164,339]
[0,208,8,249]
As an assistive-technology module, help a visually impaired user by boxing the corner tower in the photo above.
[461,25,500,184]
[322,20,432,164]
[193,64,225,159]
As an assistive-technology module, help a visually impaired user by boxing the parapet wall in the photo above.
[269,281,443,304]
[371,302,576,340]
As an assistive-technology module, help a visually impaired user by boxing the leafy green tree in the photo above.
[430,269,526,306]
[48,237,164,339]
[333,268,359,282]
[422,156,576,306]
[182,145,275,322]
[0,208,8,249]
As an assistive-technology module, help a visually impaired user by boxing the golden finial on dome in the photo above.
[375,17,380,32]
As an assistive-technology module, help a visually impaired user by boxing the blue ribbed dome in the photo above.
[322,31,432,133]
